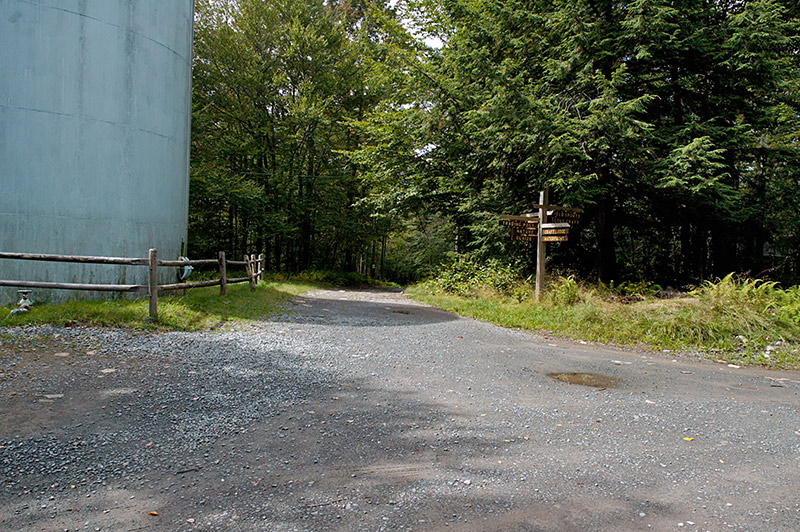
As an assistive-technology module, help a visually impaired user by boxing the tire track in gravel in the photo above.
[1,288,799,531]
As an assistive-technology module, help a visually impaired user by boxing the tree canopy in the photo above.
[190,0,800,285]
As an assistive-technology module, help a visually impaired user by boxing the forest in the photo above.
[190,0,800,287]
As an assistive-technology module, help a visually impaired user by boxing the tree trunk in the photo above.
[263,239,271,271]
[240,217,250,257]
[344,246,353,272]
[696,226,708,282]
[300,216,312,270]
[680,222,692,283]
[228,204,236,258]
[711,223,736,278]
[380,235,386,280]
[370,240,376,278]
[594,175,617,283]
[273,236,282,272]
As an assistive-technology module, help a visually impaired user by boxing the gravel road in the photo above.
[1,288,799,532]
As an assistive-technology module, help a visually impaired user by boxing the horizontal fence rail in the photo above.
[0,249,266,319]
[0,279,147,293]
[0,251,148,266]
[158,258,220,267]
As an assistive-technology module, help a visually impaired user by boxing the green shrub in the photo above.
[775,285,800,324]
[478,260,523,295]
[547,275,582,307]
[689,274,791,335]
[425,257,527,298]
[616,280,663,297]
[424,256,480,296]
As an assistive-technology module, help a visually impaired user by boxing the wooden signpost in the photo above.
[498,188,583,300]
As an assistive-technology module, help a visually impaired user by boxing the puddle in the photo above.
[548,372,620,388]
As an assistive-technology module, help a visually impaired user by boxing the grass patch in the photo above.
[0,280,320,331]
[407,273,800,370]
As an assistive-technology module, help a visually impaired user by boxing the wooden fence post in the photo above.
[148,248,158,319]
[258,253,265,281]
[219,251,227,296]
[244,254,256,291]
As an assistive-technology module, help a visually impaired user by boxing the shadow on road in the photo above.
[270,292,460,328]
[0,360,684,532]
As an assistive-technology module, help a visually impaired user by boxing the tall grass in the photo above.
[411,266,800,369]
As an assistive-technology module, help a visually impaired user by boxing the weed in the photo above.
[546,275,582,307]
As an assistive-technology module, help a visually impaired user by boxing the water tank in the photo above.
[0,0,194,303]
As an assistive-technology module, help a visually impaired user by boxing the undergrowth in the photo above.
[263,270,397,288]
[413,265,800,369]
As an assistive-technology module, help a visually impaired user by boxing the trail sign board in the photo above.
[499,215,539,242]
[511,228,537,242]
[499,215,539,227]
[499,214,540,220]
[541,222,569,232]
[540,222,570,228]
[541,222,570,240]
[548,209,581,225]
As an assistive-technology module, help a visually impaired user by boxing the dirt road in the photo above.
[1,288,799,531]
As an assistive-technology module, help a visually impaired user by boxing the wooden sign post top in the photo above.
[529,205,583,213]
[540,222,570,230]
[499,215,540,225]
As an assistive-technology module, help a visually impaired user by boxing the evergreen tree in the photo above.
[354,0,800,283]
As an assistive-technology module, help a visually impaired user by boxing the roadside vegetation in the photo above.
[0,271,383,332]
[408,258,800,369]
[3,261,798,370]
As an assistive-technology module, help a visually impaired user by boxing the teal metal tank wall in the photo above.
[0,0,194,303]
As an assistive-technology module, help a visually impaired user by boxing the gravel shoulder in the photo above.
[1,288,799,531]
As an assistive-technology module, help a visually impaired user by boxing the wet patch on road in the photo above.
[548,372,621,388]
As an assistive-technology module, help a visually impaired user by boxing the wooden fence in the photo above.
[0,249,265,319]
